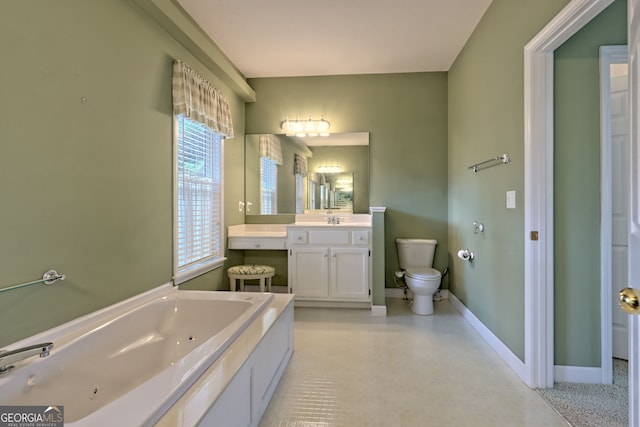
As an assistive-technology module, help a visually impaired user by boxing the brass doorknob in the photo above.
[619,287,640,314]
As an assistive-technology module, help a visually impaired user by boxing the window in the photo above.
[309,180,316,211]
[293,153,308,214]
[174,114,224,283]
[295,173,305,214]
[260,156,278,214]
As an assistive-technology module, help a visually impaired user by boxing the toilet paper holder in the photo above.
[457,249,474,262]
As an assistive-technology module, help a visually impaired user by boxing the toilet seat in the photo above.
[405,267,441,280]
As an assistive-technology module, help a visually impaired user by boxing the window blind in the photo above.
[295,173,304,214]
[261,157,278,214]
[176,114,222,272]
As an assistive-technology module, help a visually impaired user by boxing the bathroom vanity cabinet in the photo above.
[287,226,371,306]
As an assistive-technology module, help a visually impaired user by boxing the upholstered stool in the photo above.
[227,265,275,292]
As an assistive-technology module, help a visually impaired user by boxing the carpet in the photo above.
[537,359,628,427]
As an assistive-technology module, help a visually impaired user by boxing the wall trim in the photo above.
[385,287,407,299]
[449,291,603,385]
[554,365,604,384]
[448,292,526,381]
[385,288,449,300]
[523,0,615,389]
[371,305,387,317]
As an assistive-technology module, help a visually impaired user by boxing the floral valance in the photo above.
[172,59,234,138]
[259,134,283,165]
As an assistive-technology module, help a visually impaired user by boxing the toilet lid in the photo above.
[405,267,441,280]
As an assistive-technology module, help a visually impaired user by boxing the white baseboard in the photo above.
[385,287,407,298]
[554,365,603,384]
[388,289,603,385]
[384,288,449,299]
[448,292,527,382]
[371,305,387,317]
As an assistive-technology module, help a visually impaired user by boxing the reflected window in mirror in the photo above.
[259,134,283,214]
[294,154,308,214]
[295,174,304,213]
[260,157,278,214]
[310,172,353,211]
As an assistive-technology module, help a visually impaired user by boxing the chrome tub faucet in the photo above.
[0,342,53,375]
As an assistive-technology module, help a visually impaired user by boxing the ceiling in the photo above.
[176,0,493,78]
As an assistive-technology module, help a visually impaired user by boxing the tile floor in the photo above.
[259,298,569,427]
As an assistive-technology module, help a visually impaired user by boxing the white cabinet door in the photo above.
[290,247,329,298]
[330,247,369,300]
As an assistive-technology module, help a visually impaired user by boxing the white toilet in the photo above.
[395,238,442,315]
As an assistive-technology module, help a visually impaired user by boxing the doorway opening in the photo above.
[600,45,629,383]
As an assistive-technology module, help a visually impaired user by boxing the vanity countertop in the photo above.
[289,214,372,227]
[228,224,287,237]
[228,224,288,250]
[228,217,371,251]
[286,222,371,228]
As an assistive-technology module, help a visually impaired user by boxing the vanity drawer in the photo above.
[289,230,308,245]
[308,230,350,245]
[228,237,286,250]
[351,230,369,245]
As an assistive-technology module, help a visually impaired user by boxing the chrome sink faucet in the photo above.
[327,216,340,225]
[0,342,53,375]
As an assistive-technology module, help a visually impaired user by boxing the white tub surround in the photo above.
[227,223,287,250]
[0,284,294,427]
[157,295,293,426]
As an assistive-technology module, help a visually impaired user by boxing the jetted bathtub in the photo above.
[0,284,294,426]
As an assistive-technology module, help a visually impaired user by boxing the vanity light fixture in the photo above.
[317,165,341,173]
[281,116,330,137]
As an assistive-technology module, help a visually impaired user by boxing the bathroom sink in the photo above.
[292,214,371,226]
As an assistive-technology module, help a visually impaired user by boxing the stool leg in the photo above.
[266,276,272,292]
[239,279,245,291]
[259,277,265,292]
[230,278,236,292]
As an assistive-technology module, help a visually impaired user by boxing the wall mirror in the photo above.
[245,132,369,215]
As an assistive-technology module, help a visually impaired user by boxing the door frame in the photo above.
[523,0,614,389]
[600,44,629,384]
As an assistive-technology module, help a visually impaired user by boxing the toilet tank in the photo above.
[396,238,437,269]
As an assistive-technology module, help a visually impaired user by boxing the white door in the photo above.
[611,59,631,360]
[623,0,640,424]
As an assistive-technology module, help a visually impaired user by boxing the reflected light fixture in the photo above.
[281,116,330,137]
[317,165,341,173]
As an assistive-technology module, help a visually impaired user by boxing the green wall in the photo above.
[0,0,247,347]
[2,0,626,373]
[245,74,449,287]
[554,0,627,367]
[448,0,570,361]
